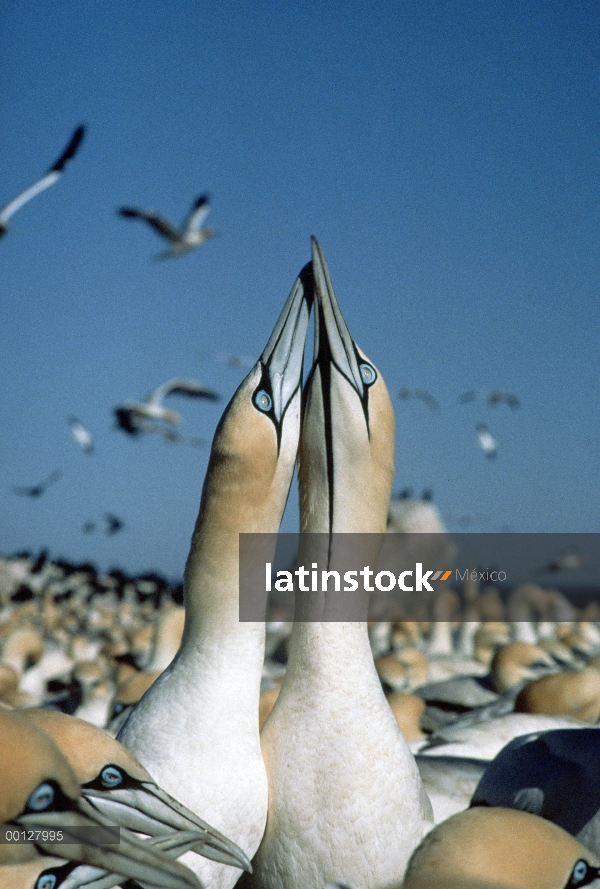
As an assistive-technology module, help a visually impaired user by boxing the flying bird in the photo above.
[459,389,520,409]
[208,351,254,370]
[114,378,219,439]
[68,416,94,453]
[397,387,439,410]
[476,423,498,459]
[118,193,216,258]
[0,125,85,237]
[11,468,62,498]
[105,513,125,535]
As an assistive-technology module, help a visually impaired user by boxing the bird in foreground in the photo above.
[250,238,430,889]
[459,389,520,409]
[118,193,216,259]
[68,417,94,454]
[403,807,600,889]
[0,125,85,238]
[114,378,219,438]
[21,709,252,874]
[397,387,439,410]
[11,468,62,498]
[476,423,498,459]
[118,263,313,889]
[0,708,201,889]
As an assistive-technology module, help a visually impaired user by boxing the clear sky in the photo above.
[1,1,598,580]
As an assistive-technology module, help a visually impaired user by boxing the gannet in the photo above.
[118,193,216,259]
[67,417,94,454]
[0,709,200,889]
[114,378,219,438]
[104,513,125,536]
[403,807,600,889]
[21,709,251,873]
[11,469,62,498]
[118,263,313,888]
[249,237,430,889]
[397,387,439,410]
[0,125,85,239]
[459,389,520,409]
[476,423,498,459]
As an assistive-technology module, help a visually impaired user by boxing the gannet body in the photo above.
[251,238,429,889]
[118,265,313,889]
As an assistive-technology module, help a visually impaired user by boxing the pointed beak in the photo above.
[258,260,314,427]
[15,807,202,889]
[310,236,365,398]
[81,781,252,872]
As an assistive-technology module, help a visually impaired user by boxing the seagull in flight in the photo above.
[68,416,94,453]
[397,387,439,410]
[105,513,125,535]
[118,193,217,258]
[476,423,498,459]
[0,125,85,238]
[11,468,63,498]
[114,378,219,438]
[459,389,520,409]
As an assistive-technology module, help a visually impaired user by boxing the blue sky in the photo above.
[1,1,598,580]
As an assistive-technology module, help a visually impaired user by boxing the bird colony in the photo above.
[2,127,599,889]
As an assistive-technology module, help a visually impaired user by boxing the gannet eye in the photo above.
[101,765,123,788]
[359,363,377,386]
[27,782,54,811]
[254,390,272,412]
[36,875,57,889]
[567,858,598,888]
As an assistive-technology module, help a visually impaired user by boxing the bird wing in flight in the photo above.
[0,125,85,225]
[118,207,181,241]
[183,193,211,233]
[149,378,220,405]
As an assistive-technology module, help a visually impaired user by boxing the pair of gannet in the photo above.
[118,193,217,259]
[118,239,430,889]
[114,377,219,439]
[0,125,85,238]
[0,707,245,889]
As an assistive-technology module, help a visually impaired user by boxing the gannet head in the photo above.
[22,709,251,873]
[0,709,202,889]
[191,262,313,540]
[299,236,395,535]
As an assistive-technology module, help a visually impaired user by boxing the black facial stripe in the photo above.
[253,361,301,455]
[83,765,142,792]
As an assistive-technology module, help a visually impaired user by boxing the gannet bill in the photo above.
[0,125,85,238]
[118,193,217,259]
[398,387,440,410]
[251,237,430,889]
[114,378,219,438]
[21,709,252,873]
[476,423,498,459]
[11,468,63,498]
[68,417,94,454]
[0,709,201,889]
[459,389,520,409]
[118,264,313,889]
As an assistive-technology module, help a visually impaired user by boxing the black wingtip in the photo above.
[193,193,211,209]
[118,207,138,218]
[49,124,86,173]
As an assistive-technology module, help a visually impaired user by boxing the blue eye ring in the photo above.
[254,390,272,412]
[101,765,123,788]
[27,782,54,812]
[359,363,377,386]
[36,875,57,889]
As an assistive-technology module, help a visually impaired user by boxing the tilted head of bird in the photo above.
[299,237,395,536]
